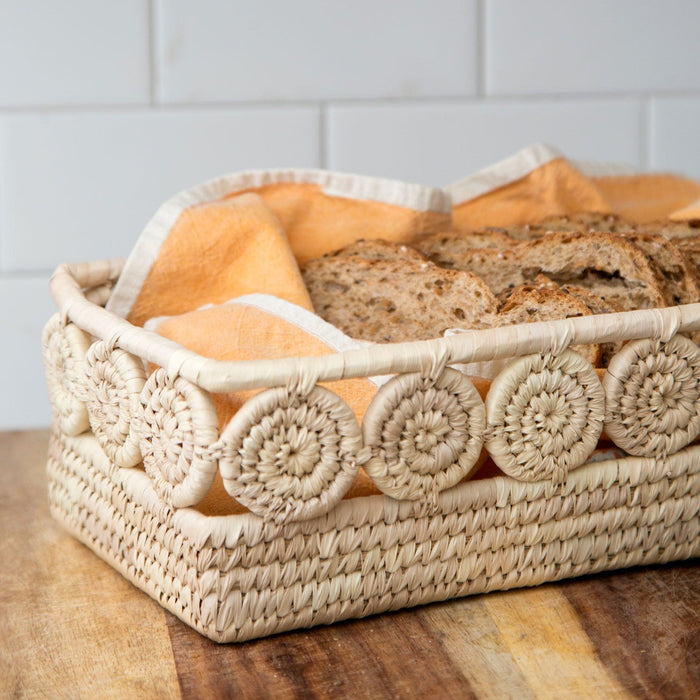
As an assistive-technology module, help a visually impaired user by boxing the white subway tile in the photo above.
[650,98,700,181]
[327,99,641,186]
[0,275,55,429]
[154,0,477,102]
[0,1,149,107]
[0,108,320,271]
[485,0,700,95]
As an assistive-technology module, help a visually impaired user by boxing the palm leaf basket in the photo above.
[42,259,700,642]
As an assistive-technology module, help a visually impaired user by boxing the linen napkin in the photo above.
[448,143,700,230]
[107,169,451,325]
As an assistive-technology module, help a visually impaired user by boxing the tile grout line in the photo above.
[148,0,158,106]
[318,102,328,169]
[475,0,486,97]
[1,91,700,114]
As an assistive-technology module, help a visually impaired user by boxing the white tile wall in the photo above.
[327,99,642,185]
[650,98,700,180]
[154,0,477,102]
[0,108,320,271]
[1,0,699,428]
[485,0,700,95]
[0,1,150,107]
[0,275,55,429]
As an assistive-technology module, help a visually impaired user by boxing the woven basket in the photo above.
[43,259,700,643]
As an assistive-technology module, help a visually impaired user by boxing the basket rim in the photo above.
[50,258,700,394]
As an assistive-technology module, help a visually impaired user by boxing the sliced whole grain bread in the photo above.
[530,212,637,235]
[500,215,700,307]
[619,232,700,306]
[561,284,625,366]
[426,231,667,312]
[415,230,517,260]
[302,256,499,343]
[326,238,428,262]
[634,219,700,240]
[493,284,600,366]
[676,239,700,277]
[484,215,700,308]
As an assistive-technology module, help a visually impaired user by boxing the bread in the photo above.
[469,215,700,307]
[634,219,700,240]
[494,283,600,366]
[496,215,700,307]
[529,212,637,235]
[676,239,700,277]
[326,238,428,262]
[303,254,603,363]
[416,230,516,259]
[302,256,499,343]
[560,284,625,366]
[619,232,700,306]
[424,231,666,312]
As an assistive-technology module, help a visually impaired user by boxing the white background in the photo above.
[2,0,700,428]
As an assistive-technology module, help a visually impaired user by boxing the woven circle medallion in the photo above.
[361,369,486,502]
[139,369,220,508]
[485,351,605,483]
[219,386,361,524]
[41,314,91,436]
[84,342,146,467]
[604,335,700,457]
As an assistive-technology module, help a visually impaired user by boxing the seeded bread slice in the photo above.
[634,219,700,240]
[560,284,625,366]
[430,232,666,311]
[676,239,700,277]
[484,215,700,308]
[302,256,499,343]
[327,238,428,262]
[531,212,638,235]
[619,232,700,306]
[501,215,700,307]
[415,230,517,260]
[494,284,600,366]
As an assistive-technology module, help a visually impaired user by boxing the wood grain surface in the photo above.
[1,430,698,699]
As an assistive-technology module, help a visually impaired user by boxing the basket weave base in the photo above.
[47,427,700,643]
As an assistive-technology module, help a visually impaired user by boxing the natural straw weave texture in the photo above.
[42,259,700,642]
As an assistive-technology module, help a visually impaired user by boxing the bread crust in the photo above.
[326,238,428,263]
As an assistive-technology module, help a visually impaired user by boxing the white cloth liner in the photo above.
[106,169,451,320]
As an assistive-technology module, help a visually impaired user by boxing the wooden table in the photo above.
[1,430,697,699]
